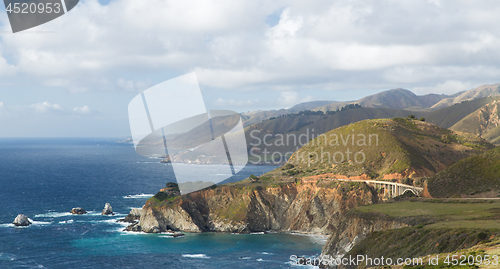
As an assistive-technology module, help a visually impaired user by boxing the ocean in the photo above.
[0,138,324,268]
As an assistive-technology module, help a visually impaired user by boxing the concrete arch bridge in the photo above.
[330,178,423,198]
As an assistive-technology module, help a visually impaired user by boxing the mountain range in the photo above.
[241,83,500,146]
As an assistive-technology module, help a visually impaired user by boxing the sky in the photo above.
[1,0,500,137]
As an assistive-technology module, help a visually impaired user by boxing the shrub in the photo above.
[441,134,453,144]
[284,163,295,170]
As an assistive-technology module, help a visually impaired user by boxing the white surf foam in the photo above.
[119,228,148,235]
[158,235,174,238]
[250,232,265,235]
[28,219,51,226]
[123,194,154,199]
[99,219,129,226]
[34,212,72,218]
[84,211,99,216]
[182,254,209,259]
[287,232,328,244]
[102,213,127,217]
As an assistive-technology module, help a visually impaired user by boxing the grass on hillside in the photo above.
[483,124,500,144]
[354,199,500,230]
[345,199,500,267]
[286,118,492,179]
[428,147,500,198]
[348,226,497,268]
[244,108,420,164]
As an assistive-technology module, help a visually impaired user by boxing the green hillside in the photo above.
[244,107,426,163]
[483,125,500,144]
[286,118,494,179]
[427,147,500,198]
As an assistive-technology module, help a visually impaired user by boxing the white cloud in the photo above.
[412,80,477,95]
[0,101,97,116]
[1,0,500,95]
[30,101,65,113]
[72,105,92,114]
[276,91,314,107]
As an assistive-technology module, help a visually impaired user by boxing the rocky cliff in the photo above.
[127,179,411,269]
[127,180,379,235]
[319,212,408,268]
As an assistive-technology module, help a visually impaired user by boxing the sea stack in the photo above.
[70,207,87,215]
[102,203,114,215]
[13,214,31,227]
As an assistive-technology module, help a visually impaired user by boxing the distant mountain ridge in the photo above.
[240,101,338,126]
[425,97,500,128]
[241,83,500,126]
[316,88,449,112]
[450,99,500,144]
[431,83,500,110]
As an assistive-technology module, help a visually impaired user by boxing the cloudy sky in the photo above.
[1,0,500,137]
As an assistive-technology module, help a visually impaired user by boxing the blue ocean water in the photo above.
[0,138,324,268]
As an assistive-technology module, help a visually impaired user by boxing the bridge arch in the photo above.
[401,188,419,196]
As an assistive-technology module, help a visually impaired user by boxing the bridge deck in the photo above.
[326,178,423,197]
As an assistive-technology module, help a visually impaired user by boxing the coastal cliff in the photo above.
[127,180,379,235]
[127,179,410,268]
[320,212,408,265]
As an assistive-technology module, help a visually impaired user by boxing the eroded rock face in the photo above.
[127,206,202,233]
[13,214,31,227]
[70,207,87,215]
[130,181,377,235]
[102,203,113,215]
[319,213,408,269]
[130,180,409,260]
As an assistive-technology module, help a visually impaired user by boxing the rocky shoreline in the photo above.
[122,180,405,263]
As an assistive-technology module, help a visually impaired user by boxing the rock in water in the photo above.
[70,207,87,215]
[13,214,31,226]
[119,208,142,223]
[102,203,114,215]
